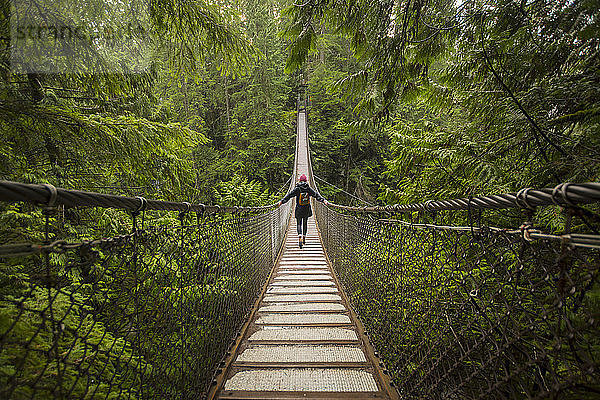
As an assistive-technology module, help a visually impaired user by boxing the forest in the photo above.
[2,0,598,207]
[1,0,599,398]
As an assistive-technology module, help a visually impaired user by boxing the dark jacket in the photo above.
[281,181,324,219]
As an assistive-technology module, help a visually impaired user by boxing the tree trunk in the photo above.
[0,0,9,83]
[224,75,230,129]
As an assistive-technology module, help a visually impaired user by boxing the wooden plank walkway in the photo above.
[212,219,398,399]
[209,108,397,399]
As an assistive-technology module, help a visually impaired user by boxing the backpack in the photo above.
[298,191,310,206]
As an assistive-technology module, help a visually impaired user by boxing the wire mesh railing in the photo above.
[313,184,600,399]
[0,181,292,399]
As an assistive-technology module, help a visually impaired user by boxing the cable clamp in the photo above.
[42,183,58,207]
[179,202,191,220]
[519,222,541,242]
[183,202,191,213]
[41,183,58,214]
[425,200,435,211]
[132,196,147,216]
[516,187,535,209]
[209,205,221,218]
[551,183,575,207]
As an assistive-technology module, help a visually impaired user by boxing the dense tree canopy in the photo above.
[1,0,598,208]
[284,0,599,206]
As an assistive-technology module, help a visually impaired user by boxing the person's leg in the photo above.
[302,217,308,243]
[297,218,303,248]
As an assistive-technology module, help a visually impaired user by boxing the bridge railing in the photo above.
[0,181,292,399]
[313,183,600,399]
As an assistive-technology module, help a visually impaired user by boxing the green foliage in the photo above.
[285,0,600,209]
[0,287,144,399]
[0,0,277,206]
[149,0,256,77]
[0,2,293,395]
[151,0,297,203]
[213,175,277,206]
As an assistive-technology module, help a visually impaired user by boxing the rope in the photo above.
[0,180,279,214]
[372,218,600,249]
[325,182,600,213]
[313,174,374,206]
[275,176,293,195]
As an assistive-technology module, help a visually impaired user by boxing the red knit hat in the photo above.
[299,174,307,182]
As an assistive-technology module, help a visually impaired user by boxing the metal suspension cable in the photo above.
[0,180,277,213]
[324,182,600,212]
[313,174,374,206]
[372,218,600,249]
[275,176,293,195]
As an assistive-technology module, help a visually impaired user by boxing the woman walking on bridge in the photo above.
[278,174,328,248]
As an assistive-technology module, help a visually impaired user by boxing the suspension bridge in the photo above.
[0,101,599,399]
